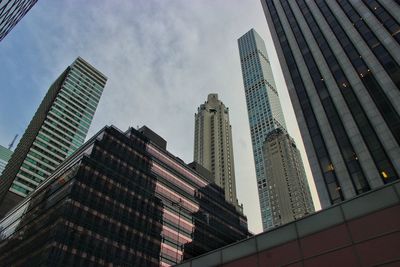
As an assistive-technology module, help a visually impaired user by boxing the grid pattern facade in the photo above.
[238,29,287,230]
[0,126,249,267]
[0,57,107,216]
[263,128,314,227]
[261,0,400,208]
[10,57,106,197]
[0,0,37,41]
[194,94,239,208]
[145,130,249,265]
[0,145,13,175]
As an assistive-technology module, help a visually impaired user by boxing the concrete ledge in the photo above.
[341,186,399,220]
[192,250,221,267]
[175,181,400,267]
[296,206,343,237]
[222,237,257,263]
[256,223,297,250]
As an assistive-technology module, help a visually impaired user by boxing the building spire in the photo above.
[8,134,18,150]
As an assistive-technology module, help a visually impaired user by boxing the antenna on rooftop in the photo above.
[8,134,18,150]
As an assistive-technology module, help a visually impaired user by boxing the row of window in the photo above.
[316,0,400,148]
[265,0,344,205]
[314,0,399,183]
[337,0,400,89]
[290,0,371,194]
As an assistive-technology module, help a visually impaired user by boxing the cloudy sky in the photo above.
[0,0,320,233]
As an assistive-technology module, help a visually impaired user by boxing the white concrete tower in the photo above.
[263,128,314,227]
[194,94,239,208]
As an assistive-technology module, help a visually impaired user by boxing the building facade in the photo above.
[0,125,249,267]
[0,145,13,175]
[175,180,400,267]
[239,29,312,230]
[261,0,400,208]
[0,0,38,42]
[263,128,314,227]
[194,94,239,208]
[0,57,107,216]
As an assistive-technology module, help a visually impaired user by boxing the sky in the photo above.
[0,0,320,233]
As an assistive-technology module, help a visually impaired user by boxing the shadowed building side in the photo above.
[261,0,400,208]
[0,125,250,266]
[183,184,249,260]
[0,126,163,266]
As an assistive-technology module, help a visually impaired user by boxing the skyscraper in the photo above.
[194,94,239,208]
[0,57,107,216]
[261,0,400,208]
[238,29,313,230]
[0,125,249,266]
[263,128,314,227]
[0,0,38,42]
[0,145,13,175]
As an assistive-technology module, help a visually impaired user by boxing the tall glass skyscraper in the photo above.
[0,57,107,216]
[194,94,240,209]
[238,29,287,230]
[261,0,400,208]
[0,0,38,42]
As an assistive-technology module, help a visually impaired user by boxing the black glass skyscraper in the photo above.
[261,0,400,208]
[0,125,249,266]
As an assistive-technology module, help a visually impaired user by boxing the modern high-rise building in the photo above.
[194,94,239,208]
[0,145,13,175]
[263,128,314,227]
[0,125,249,266]
[0,0,38,42]
[0,57,107,216]
[238,29,313,230]
[261,0,400,208]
